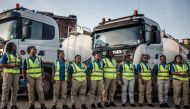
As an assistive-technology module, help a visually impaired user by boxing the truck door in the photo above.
[144,24,163,67]
[18,18,57,62]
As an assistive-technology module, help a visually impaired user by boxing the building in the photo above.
[37,11,77,38]
[182,38,190,45]
[181,38,190,50]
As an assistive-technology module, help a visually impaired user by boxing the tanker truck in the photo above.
[62,10,189,101]
[63,10,189,68]
[61,25,92,63]
[0,4,61,99]
[92,11,189,100]
[92,11,189,65]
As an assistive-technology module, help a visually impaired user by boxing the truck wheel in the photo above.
[0,76,2,99]
[43,73,53,100]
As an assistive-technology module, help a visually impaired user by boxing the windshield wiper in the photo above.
[111,44,130,47]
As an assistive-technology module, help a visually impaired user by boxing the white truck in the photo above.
[0,4,60,99]
[63,11,189,66]
[92,12,189,65]
[62,10,190,100]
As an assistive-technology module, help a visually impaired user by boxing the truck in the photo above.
[0,4,60,99]
[62,10,190,101]
[92,11,189,65]
[63,10,189,66]
[92,10,190,100]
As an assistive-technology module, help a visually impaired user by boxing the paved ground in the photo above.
[0,96,184,109]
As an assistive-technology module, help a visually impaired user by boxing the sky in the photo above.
[0,0,190,40]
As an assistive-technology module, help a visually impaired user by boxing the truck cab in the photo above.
[0,6,59,62]
[92,11,162,67]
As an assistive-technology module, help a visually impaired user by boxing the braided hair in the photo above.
[5,42,16,53]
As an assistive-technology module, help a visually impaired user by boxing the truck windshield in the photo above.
[0,20,17,42]
[94,25,142,48]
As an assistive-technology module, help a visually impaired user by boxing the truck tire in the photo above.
[43,73,53,100]
[0,76,2,99]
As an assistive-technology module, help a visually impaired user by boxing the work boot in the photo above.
[164,103,170,107]
[148,104,154,107]
[63,105,69,109]
[81,104,88,109]
[2,106,7,109]
[160,103,165,108]
[91,104,96,109]
[184,106,189,109]
[29,104,35,109]
[41,104,46,109]
[97,103,103,108]
[175,105,180,109]
[11,105,18,109]
[130,103,136,107]
[138,103,143,107]
[104,102,110,107]
[121,103,126,107]
[109,102,116,107]
[51,105,56,109]
[72,104,76,109]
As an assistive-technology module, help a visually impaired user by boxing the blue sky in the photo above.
[0,0,189,39]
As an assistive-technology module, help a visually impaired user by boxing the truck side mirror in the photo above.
[59,43,63,48]
[150,26,157,31]
[22,24,31,41]
[149,31,156,43]
[147,30,161,45]
[96,34,100,39]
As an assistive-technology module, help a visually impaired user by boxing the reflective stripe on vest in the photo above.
[26,56,42,78]
[103,58,117,79]
[3,52,21,74]
[173,64,189,81]
[140,62,151,80]
[72,63,87,81]
[186,61,190,67]
[186,61,190,79]
[122,63,135,80]
[157,64,170,80]
[54,60,68,80]
[91,61,103,80]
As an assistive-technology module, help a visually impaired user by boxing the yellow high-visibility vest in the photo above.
[157,64,170,80]
[173,64,189,81]
[54,60,68,80]
[122,63,135,80]
[72,63,87,81]
[103,58,117,79]
[186,61,190,67]
[186,61,190,79]
[140,62,151,80]
[26,56,42,78]
[90,61,103,80]
[3,52,21,74]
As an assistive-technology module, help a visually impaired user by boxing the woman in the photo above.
[51,50,69,109]
[22,46,46,109]
[171,55,189,109]
[0,42,21,109]
[68,55,88,109]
